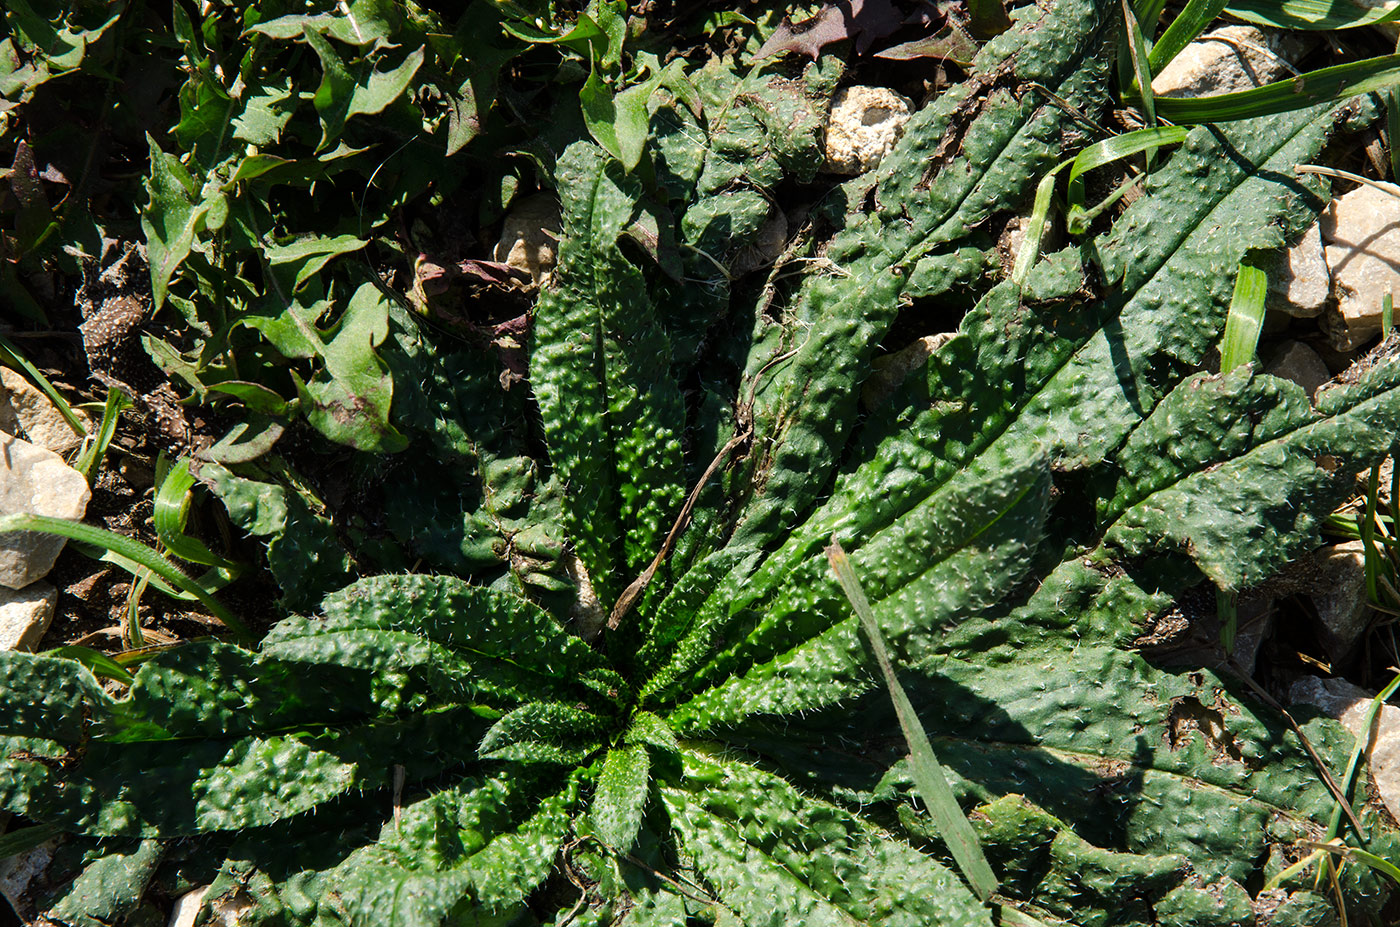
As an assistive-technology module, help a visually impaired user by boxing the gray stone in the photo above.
[493,195,561,286]
[1306,541,1373,664]
[0,432,90,589]
[0,837,57,923]
[822,86,912,175]
[1320,182,1400,351]
[1153,26,1304,98]
[0,582,54,651]
[1267,223,1329,317]
[1264,341,1331,400]
[1290,675,1400,824]
[0,368,92,456]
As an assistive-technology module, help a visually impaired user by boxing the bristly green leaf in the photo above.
[662,750,994,927]
[1100,360,1400,590]
[592,743,651,852]
[531,142,686,604]
[726,0,1118,551]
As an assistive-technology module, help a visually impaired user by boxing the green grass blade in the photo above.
[43,645,136,685]
[826,539,998,903]
[1227,0,1400,30]
[73,389,129,484]
[1324,672,1400,846]
[1220,256,1269,371]
[1014,160,1074,284]
[1343,846,1400,885]
[1066,125,1190,232]
[0,335,88,439]
[1157,54,1400,123]
[1134,0,1170,29]
[1149,0,1229,73]
[0,824,63,861]
[1390,81,1400,182]
[1121,0,1158,136]
[0,513,251,643]
[153,456,241,570]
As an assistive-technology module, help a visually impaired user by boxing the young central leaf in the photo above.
[530,143,686,609]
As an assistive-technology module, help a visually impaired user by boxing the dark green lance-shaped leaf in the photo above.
[477,701,611,764]
[264,574,625,705]
[731,644,1362,888]
[203,462,352,612]
[43,839,164,927]
[592,743,651,852]
[725,0,1117,551]
[749,98,1356,641]
[653,440,1049,730]
[317,775,574,926]
[661,750,993,927]
[303,29,424,151]
[531,142,686,604]
[1100,356,1400,590]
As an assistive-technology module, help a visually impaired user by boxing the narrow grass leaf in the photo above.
[43,645,135,685]
[0,824,62,861]
[1013,161,1072,284]
[1066,125,1190,231]
[1156,55,1400,122]
[74,389,130,484]
[1390,81,1400,183]
[1325,672,1400,846]
[0,514,251,642]
[153,457,240,570]
[1121,0,1158,140]
[826,539,998,902]
[1227,0,1400,30]
[0,335,87,439]
[1220,256,1268,372]
[1149,0,1229,74]
[1134,0,1170,29]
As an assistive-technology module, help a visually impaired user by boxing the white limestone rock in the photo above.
[0,582,54,651]
[0,432,91,589]
[1152,26,1302,98]
[1267,223,1330,317]
[822,86,912,175]
[1290,675,1400,824]
[169,887,209,927]
[493,195,561,285]
[1321,183,1400,351]
[0,368,93,456]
